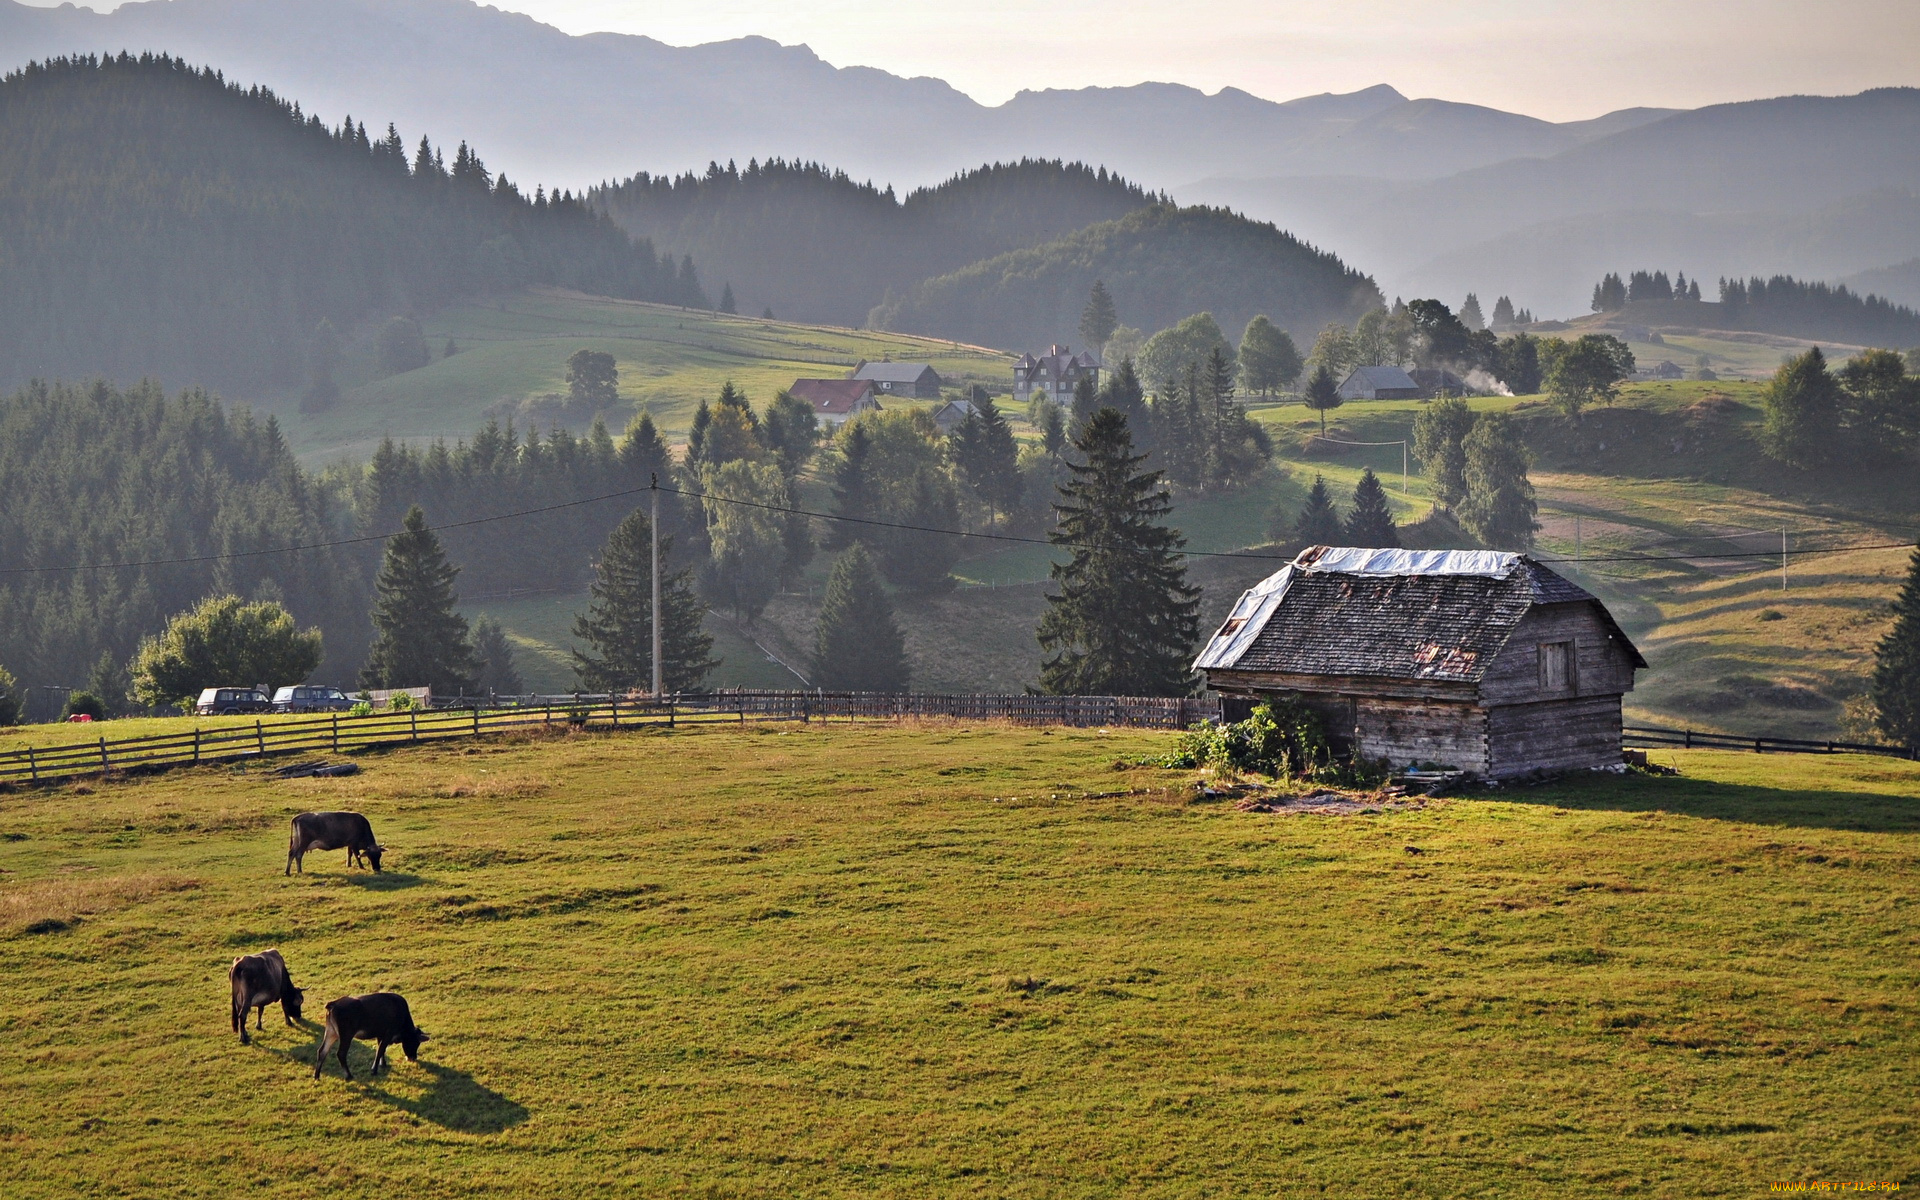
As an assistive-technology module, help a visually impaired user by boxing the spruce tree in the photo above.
[882,469,961,593]
[1292,475,1344,544]
[1079,280,1119,355]
[1037,409,1201,696]
[686,398,713,470]
[1871,543,1920,747]
[572,508,716,693]
[1303,363,1343,435]
[975,392,1023,523]
[1070,375,1102,437]
[827,421,874,548]
[811,543,908,692]
[1458,414,1538,549]
[361,506,480,692]
[470,614,524,696]
[1345,469,1400,548]
[719,283,737,314]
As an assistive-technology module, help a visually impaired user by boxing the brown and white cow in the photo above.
[229,949,304,1044]
[286,811,383,875]
[312,992,428,1080]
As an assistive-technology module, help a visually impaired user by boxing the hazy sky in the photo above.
[26,0,1919,118]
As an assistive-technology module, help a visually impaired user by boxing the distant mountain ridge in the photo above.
[0,0,1677,191]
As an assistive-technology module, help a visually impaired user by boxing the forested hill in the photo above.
[869,204,1383,353]
[0,54,704,394]
[591,158,1158,328]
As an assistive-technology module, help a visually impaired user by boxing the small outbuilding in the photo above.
[789,378,882,427]
[1195,547,1646,778]
[931,398,980,434]
[1337,365,1423,401]
[1408,367,1470,397]
[852,360,944,398]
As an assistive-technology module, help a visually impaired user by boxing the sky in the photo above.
[18,0,1917,119]
[421,0,1914,118]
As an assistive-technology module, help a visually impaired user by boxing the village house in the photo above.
[788,378,881,427]
[1014,344,1100,404]
[1337,365,1423,401]
[1196,547,1646,778]
[931,397,979,434]
[1407,367,1470,397]
[851,360,944,398]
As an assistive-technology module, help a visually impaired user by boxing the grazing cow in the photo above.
[229,949,304,1044]
[313,993,428,1080]
[286,811,383,875]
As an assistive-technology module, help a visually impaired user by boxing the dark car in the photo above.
[272,685,353,714]
[195,687,273,715]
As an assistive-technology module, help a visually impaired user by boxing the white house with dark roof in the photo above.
[1197,547,1645,778]
[1014,344,1100,405]
[851,360,944,398]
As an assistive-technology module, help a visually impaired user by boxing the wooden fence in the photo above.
[1624,725,1917,760]
[0,691,1221,789]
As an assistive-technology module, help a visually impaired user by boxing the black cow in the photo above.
[313,992,428,1080]
[286,811,383,875]
[229,949,304,1044]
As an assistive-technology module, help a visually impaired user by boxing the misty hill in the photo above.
[868,204,1382,355]
[0,0,1674,190]
[0,53,698,393]
[1187,89,1920,316]
[593,159,1159,328]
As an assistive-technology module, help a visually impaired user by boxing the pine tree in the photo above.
[361,506,480,692]
[1761,347,1840,467]
[719,283,737,314]
[1037,409,1201,696]
[827,422,874,548]
[1035,399,1066,458]
[1460,293,1485,331]
[811,543,908,692]
[1490,295,1516,328]
[975,392,1023,523]
[882,468,961,593]
[1292,475,1344,544]
[572,508,717,693]
[1344,469,1400,547]
[1458,414,1538,549]
[1303,363,1343,435]
[470,614,524,696]
[685,398,713,470]
[1871,543,1920,747]
[1079,280,1119,354]
[1070,375,1102,437]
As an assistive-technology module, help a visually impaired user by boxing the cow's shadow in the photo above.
[276,1040,527,1133]
[338,872,427,891]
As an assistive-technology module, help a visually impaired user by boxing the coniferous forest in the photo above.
[0,54,703,392]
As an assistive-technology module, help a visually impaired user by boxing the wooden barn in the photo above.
[1195,547,1646,778]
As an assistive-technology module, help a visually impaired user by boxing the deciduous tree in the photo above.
[1760,347,1841,467]
[1458,414,1537,549]
[134,594,325,709]
[1412,397,1475,511]
[1238,315,1303,397]
[565,349,619,411]
[1546,334,1634,420]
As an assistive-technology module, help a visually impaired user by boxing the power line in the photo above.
[2,474,1914,579]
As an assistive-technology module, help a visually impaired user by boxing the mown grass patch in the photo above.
[0,725,1914,1197]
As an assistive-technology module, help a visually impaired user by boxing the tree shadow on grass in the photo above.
[277,1041,528,1132]
[1482,768,1920,833]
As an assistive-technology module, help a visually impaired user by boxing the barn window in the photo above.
[1538,641,1574,692]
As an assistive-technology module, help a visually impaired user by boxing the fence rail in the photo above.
[0,691,1221,789]
[1624,724,1917,760]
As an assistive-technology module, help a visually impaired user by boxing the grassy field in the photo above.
[277,289,1012,462]
[1,723,1915,1197]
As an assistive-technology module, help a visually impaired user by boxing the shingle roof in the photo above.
[1341,365,1419,392]
[1195,547,1644,679]
[853,362,938,384]
[789,378,877,414]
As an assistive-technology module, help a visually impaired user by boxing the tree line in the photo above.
[0,53,703,393]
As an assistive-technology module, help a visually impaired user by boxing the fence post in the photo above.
[610,694,619,728]
[411,708,419,743]
[332,715,340,754]
[1684,730,1692,749]
[473,706,481,737]
[99,736,110,774]
[192,730,200,766]
[256,721,265,757]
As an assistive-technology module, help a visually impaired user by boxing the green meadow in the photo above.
[278,288,1012,462]
[1,723,1915,1198]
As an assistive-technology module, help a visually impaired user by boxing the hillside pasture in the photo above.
[0,724,1915,1197]
[281,288,1012,462]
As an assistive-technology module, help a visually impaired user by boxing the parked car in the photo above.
[272,685,354,714]
[195,687,274,715]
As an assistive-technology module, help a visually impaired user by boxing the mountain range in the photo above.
[2,0,1917,320]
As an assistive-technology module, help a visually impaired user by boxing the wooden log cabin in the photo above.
[1195,547,1647,778]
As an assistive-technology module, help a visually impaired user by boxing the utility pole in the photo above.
[1575,515,1582,571]
[1781,527,1788,592]
[651,474,663,699]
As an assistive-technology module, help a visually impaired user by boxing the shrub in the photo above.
[388,691,416,711]
[63,691,107,720]
[1159,699,1331,779]
[0,663,20,726]
[347,701,374,717]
